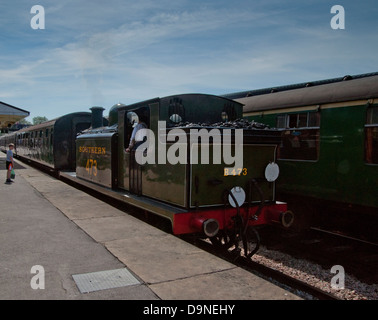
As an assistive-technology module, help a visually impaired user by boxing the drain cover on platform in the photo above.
[72,268,140,293]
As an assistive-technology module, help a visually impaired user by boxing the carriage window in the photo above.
[31,131,35,147]
[276,112,320,161]
[308,112,319,127]
[276,115,286,128]
[365,106,378,164]
[288,114,298,128]
[298,113,308,128]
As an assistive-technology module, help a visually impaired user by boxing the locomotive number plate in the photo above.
[224,168,247,176]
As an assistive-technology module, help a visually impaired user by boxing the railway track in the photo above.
[310,227,378,248]
[182,224,378,300]
[258,227,378,284]
[190,237,341,300]
[251,227,377,299]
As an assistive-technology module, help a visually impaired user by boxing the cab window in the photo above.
[125,107,150,148]
[168,98,185,124]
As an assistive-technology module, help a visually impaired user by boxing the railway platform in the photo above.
[0,152,301,300]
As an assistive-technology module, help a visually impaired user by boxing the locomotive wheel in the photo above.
[210,227,260,259]
[241,226,260,259]
[210,230,236,250]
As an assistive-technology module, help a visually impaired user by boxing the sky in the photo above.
[1,0,378,121]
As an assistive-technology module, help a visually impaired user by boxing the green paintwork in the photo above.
[158,94,242,123]
[190,144,276,207]
[245,103,378,209]
[76,132,116,188]
[114,94,280,210]
[15,122,55,168]
[142,159,188,207]
[8,113,93,170]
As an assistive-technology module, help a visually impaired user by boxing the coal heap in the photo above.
[167,118,272,130]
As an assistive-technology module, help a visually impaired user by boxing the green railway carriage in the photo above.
[0,112,108,171]
[17,113,95,170]
[76,93,292,256]
[227,73,378,230]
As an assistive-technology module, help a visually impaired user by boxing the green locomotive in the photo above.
[227,72,378,235]
[75,94,293,257]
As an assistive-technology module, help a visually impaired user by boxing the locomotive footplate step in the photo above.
[60,171,188,218]
[0,153,301,300]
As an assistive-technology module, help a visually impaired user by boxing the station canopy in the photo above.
[0,101,30,131]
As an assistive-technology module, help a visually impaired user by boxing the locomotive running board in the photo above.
[59,171,187,223]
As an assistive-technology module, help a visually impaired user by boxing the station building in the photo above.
[0,101,30,134]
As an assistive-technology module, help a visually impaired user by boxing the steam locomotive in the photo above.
[1,93,293,257]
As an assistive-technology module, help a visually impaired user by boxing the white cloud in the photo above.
[1,0,378,119]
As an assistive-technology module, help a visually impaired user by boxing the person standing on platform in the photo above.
[5,143,15,183]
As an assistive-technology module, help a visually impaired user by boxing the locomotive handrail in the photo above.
[224,187,261,258]
[246,178,265,224]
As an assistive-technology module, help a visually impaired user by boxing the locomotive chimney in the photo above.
[90,106,105,129]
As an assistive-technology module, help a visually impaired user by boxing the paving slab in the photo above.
[105,235,237,284]
[149,267,295,300]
